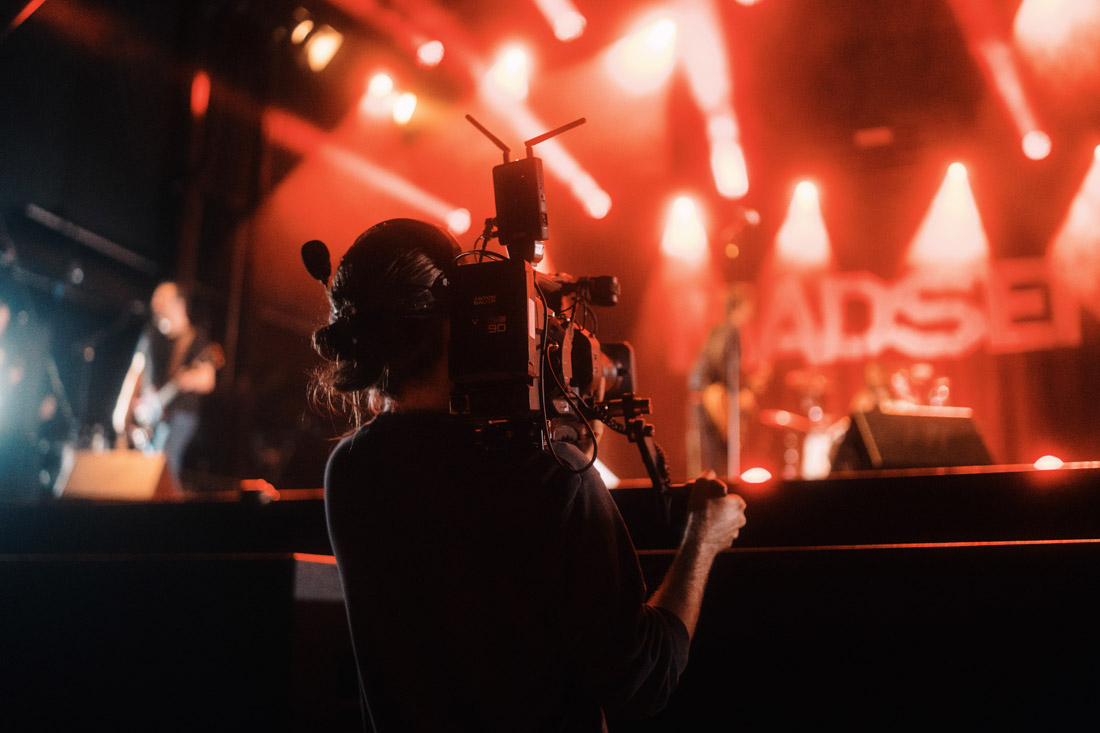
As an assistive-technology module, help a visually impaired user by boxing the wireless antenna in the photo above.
[466,114,511,164]
[524,117,585,158]
[466,115,587,263]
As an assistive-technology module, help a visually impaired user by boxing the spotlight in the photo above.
[606,16,677,94]
[1022,130,1052,160]
[446,209,471,235]
[416,40,445,67]
[775,180,832,270]
[287,9,342,72]
[661,195,708,262]
[488,45,531,100]
[1034,454,1064,470]
[290,18,314,45]
[740,467,772,483]
[361,72,395,117]
[392,92,417,124]
[304,24,343,72]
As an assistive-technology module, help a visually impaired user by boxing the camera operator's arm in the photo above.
[648,470,746,638]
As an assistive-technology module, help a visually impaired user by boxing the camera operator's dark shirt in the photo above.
[325,412,690,732]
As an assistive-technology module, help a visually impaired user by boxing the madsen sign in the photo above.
[743,256,1085,368]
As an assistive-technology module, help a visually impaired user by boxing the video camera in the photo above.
[301,115,676,515]
[451,117,671,505]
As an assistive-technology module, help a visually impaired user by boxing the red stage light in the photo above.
[446,209,471,235]
[710,139,749,199]
[190,70,210,119]
[661,195,708,262]
[949,1,1045,158]
[416,40,444,67]
[533,0,586,41]
[906,162,989,273]
[1014,0,1100,73]
[392,92,417,124]
[1049,144,1100,317]
[775,180,831,270]
[1022,130,1052,160]
[606,15,677,94]
[740,467,772,483]
[360,72,395,117]
[1034,455,1065,470]
[304,24,343,72]
[488,45,531,100]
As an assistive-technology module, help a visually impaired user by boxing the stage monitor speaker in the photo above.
[831,408,993,472]
[60,450,180,501]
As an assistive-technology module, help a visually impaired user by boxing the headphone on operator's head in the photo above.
[301,219,457,322]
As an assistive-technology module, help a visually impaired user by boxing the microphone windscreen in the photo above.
[301,239,332,286]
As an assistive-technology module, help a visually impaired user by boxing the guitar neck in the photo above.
[156,380,180,411]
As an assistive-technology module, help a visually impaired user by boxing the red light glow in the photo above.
[740,467,772,483]
[710,136,749,199]
[392,92,417,124]
[533,0,587,41]
[416,40,445,67]
[1022,129,1052,160]
[190,70,210,119]
[677,2,748,197]
[1034,455,1065,470]
[594,459,619,488]
[1049,145,1100,318]
[679,5,730,111]
[775,180,831,270]
[606,15,678,94]
[446,208,471,235]
[661,195,708,262]
[304,24,343,72]
[906,162,989,272]
[488,45,531,100]
[361,73,395,117]
[949,1,1044,155]
[290,19,313,45]
[1013,0,1100,89]
[263,108,467,232]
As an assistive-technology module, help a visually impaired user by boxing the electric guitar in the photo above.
[128,343,224,452]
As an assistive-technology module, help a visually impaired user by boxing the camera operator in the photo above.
[311,219,747,732]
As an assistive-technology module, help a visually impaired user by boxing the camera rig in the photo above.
[451,116,674,517]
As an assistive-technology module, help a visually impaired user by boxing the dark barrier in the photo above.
[0,489,332,555]
[613,540,1100,731]
[0,554,358,732]
[3,465,1100,729]
[613,464,1100,549]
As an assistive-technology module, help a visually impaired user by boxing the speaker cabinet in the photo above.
[831,408,993,472]
[60,450,180,500]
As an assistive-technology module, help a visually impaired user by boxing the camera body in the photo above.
[447,254,636,447]
[447,138,635,447]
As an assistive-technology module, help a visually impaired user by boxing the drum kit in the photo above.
[751,364,950,479]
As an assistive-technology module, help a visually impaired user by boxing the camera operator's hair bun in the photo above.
[311,219,459,409]
[311,308,361,364]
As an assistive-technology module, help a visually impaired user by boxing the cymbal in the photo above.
[758,409,815,433]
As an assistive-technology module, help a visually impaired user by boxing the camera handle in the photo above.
[624,416,676,524]
[597,393,678,525]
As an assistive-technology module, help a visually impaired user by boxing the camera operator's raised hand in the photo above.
[649,470,747,638]
[684,469,747,555]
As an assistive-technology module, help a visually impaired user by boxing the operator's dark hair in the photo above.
[310,218,459,429]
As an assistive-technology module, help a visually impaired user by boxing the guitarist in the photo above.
[112,281,222,482]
